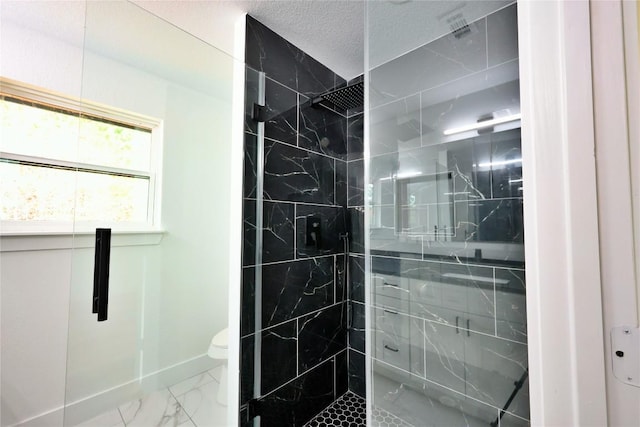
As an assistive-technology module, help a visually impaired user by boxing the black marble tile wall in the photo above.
[344,100,366,400]
[263,139,336,205]
[347,113,364,161]
[335,350,349,398]
[245,16,340,97]
[298,303,347,371]
[240,15,351,427]
[299,95,348,158]
[347,159,365,207]
[252,358,336,427]
[349,301,365,354]
[349,349,366,399]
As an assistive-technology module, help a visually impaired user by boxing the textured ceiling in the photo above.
[2,1,513,81]
[239,1,366,79]
[133,0,366,80]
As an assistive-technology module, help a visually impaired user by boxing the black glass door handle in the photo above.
[93,228,111,322]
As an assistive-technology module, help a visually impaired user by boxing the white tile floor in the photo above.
[75,367,227,427]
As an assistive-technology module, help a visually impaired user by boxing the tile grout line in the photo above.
[493,267,498,336]
[368,57,519,114]
[296,317,300,377]
[242,252,337,269]
[261,348,348,402]
[166,386,193,426]
[246,129,348,162]
[241,300,347,339]
[293,203,297,259]
[117,407,126,427]
[244,197,344,209]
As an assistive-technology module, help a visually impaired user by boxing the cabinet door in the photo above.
[464,330,529,419]
[374,330,411,373]
[423,321,465,394]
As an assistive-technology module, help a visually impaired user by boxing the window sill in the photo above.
[0,230,165,252]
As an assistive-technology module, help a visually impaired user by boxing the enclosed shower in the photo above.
[1,1,529,426]
[239,1,527,426]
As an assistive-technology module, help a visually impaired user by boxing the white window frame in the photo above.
[0,78,164,235]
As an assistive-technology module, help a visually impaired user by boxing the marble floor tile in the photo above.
[74,408,124,427]
[207,365,224,384]
[119,389,186,426]
[169,372,216,398]
[73,370,227,427]
[177,380,227,427]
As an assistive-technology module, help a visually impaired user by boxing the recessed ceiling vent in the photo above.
[446,12,471,39]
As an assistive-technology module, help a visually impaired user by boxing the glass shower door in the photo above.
[63,2,238,425]
[366,2,529,426]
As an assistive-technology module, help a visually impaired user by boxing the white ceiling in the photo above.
[1,0,513,81]
[132,0,366,80]
[131,0,511,79]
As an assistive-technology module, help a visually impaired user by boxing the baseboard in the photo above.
[12,354,219,427]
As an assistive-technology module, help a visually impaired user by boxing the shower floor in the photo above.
[304,392,413,427]
[75,366,226,427]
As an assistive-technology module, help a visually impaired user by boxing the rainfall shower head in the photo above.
[311,81,364,113]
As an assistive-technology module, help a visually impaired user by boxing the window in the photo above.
[0,79,162,233]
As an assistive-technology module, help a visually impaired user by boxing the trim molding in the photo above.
[519,0,607,424]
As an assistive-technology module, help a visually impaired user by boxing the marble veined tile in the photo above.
[178,380,228,427]
[169,372,216,398]
[74,408,124,427]
[118,389,184,427]
[208,365,224,383]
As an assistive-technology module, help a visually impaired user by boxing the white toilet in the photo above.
[207,328,228,406]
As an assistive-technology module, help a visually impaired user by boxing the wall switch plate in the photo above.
[611,326,640,387]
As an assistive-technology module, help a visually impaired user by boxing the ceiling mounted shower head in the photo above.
[311,81,364,113]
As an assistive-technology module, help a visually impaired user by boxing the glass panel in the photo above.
[0,98,153,171]
[366,2,529,426]
[0,162,149,223]
[64,2,238,426]
[0,2,86,425]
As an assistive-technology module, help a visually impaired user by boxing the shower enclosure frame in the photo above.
[362,1,609,426]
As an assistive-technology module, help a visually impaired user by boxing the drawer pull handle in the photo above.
[384,309,398,315]
[466,319,471,336]
[384,344,399,352]
[383,281,398,287]
[455,316,460,334]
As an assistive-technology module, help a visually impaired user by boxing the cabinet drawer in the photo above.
[374,307,410,339]
[374,294,409,314]
[374,331,410,372]
[372,274,410,300]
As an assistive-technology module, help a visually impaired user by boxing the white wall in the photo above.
[1,3,236,425]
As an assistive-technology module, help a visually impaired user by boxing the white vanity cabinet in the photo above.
[372,273,414,375]
[372,266,528,415]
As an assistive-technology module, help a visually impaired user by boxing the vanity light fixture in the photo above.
[379,171,423,181]
[443,113,522,136]
[477,158,522,168]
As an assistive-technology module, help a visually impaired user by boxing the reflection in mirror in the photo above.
[367,2,529,427]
